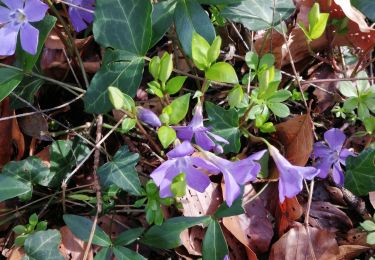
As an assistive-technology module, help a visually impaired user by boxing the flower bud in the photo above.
[137,107,161,128]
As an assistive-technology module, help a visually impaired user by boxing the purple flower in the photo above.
[313,128,355,186]
[174,103,228,152]
[66,0,94,32]
[137,107,161,128]
[0,0,48,55]
[151,141,220,197]
[203,149,267,206]
[268,145,318,203]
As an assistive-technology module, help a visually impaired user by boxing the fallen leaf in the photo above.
[337,245,370,260]
[59,226,93,260]
[7,247,25,260]
[18,114,51,141]
[307,201,353,231]
[269,223,339,259]
[345,228,368,246]
[222,226,257,260]
[180,226,205,256]
[223,185,274,254]
[275,114,314,166]
[369,192,375,209]
[276,197,303,236]
[35,146,51,167]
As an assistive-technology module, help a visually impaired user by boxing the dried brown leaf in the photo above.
[269,223,339,260]
[369,191,375,209]
[59,226,93,260]
[18,114,51,141]
[275,114,314,166]
[337,245,370,260]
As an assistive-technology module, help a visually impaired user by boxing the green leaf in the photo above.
[207,36,222,64]
[163,93,191,124]
[267,90,292,103]
[141,216,211,249]
[151,0,177,46]
[0,175,30,202]
[221,0,295,32]
[23,230,64,260]
[113,246,145,260]
[98,146,142,196]
[214,198,244,218]
[159,52,173,83]
[308,3,320,30]
[364,117,375,134]
[10,77,44,109]
[94,247,112,260]
[268,102,290,118]
[17,16,57,72]
[114,228,145,246]
[158,126,177,149]
[93,0,152,56]
[202,219,228,260]
[192,32,211,71]
[345,146,375,196]
[339,81,358,97]
[149,56,161,81]
[361,220,375,232]
[49,138,90,187]
[84,50,144,113]
[205,102,241,153]
[309,13,329,40]
[351,0,375,21]
[63,214,112,247]
[108,86,125,109]
[367,232,375,245]
[259,53,275,71]
[245,51,259,70]
[166,76,187,95]
[228,84,244,108]
[198,0,242,4]
[171,173,187,197]
[121,118,137,133]
[174,0,216,57]
[0,68,23,103]
[205,62,238,84]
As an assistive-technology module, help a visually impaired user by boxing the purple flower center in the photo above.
[9,9,27,27]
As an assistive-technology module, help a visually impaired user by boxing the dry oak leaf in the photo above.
[275,114,314,166]
[269,223,339,260]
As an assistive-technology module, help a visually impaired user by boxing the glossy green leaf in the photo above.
[268,102,290,118]
[214,198,244,218]
[163,93,191,124]
[121,118,137,133]
[345,145,375,196]
[49,138,90,187]
[228,84,244,108]
[94,247,112,260]
[174,0,216,57]
[149,56,161,81]
[309,13,329,40]
[159,52,173,83]
[23,230,64,260]
[114,228,145,246]
[113,246,145,260]
[98,146,142,196]
[141,216,211,249]
[207,36,222,64]
[202,219,228,260]
[0,68,23,103]
[63,214,112,247]
[267,90,292,103]
[221,0,295,32]
[171,173,187,197]
[166,76,187,95]
[108,86,125,109]
[205,62,238,84]
[84,50,144,113]
[158,126,177,148]
[245,51,259,70]
[0,175,30,202]
[192,32,211,71]
[205,102,241,153]
[94,0,152,56]
[151,0,177,46]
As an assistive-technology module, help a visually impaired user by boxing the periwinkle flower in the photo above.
[203,149,267,206]
[174,103,228,152]
[0,0,48,55]
[151,141,220,197]
[137,107,161,128]
[268,145,318,203]
[66,0,95,32]
[313,128,355,186]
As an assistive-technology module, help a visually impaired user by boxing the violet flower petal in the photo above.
[0,6,10,23]
[150,160,176,186]
[324,128,346,152]
[339,148,355,165]
[20,23,39,55]
[0,24,19,55]
[185,165,211,193]
[166,141,195,159]
[174,126,194,141]
[223,169,241,206]
[313,142,330,158]
[24,0,48,22]
[332,162,344,186]
[207,132,229,144]
[195,131,215,151]
[316,156,332,179]
[2,0,23,10]
[190,157,220,174]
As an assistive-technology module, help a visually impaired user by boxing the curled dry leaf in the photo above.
[223,185,273,254]
[59,226,93,260]
[337,245,370,260]
[269,223,339,260]
[275,114,314,166]
[307,201,353,232]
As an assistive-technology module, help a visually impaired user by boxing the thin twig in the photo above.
[304,179,317,260]
[83,115,103,260]
[58,0,95,13]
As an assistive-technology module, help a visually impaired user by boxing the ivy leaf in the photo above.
[23,230,64,260]
[141,216,211,249]
[63,214,112,247]
[0,175,31,202]
[98,146,142,196]
[151,0,176,46]
[84,50,144,113]
[93,0,152,56]
[49,138,90,187]
[202,219,228,260]
[221,0,295,32]
[205,102,241,153]
[345,145,375,196]
[174,0,216,57]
